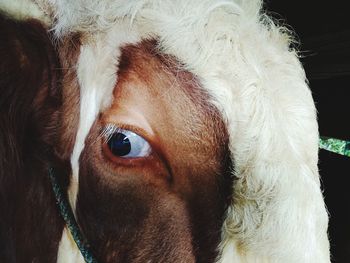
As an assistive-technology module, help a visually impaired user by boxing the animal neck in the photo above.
[0,15,65,262]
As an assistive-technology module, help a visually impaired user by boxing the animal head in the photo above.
[0,0,330,262]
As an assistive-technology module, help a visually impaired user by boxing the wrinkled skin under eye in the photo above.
[106,128,151,158]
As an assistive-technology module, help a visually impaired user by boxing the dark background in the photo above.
[267,1,350,262]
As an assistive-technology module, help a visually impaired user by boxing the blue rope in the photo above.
[48,167,98,263]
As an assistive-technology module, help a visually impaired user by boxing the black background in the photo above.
[267,1,350,262]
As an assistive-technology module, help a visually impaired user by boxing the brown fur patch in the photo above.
[0,14,65,262]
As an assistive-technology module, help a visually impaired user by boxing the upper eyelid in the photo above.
[100,123,152,146]
[100,123,122,141]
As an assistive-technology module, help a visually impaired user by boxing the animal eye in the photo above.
[106,128,151,158]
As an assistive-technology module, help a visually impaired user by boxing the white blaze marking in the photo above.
[58,22,141,261]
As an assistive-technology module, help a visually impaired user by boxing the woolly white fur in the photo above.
[3,0,330,262]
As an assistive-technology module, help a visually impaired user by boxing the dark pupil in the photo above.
[107,133,131,156]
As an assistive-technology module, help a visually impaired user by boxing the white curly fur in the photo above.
[2,0,330,262]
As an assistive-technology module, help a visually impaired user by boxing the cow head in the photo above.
[0,0,330,262]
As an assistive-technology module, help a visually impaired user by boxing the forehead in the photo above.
[117,40,211,109]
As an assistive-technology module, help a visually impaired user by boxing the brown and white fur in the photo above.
[0,0,330,262]
[0,13,232,263]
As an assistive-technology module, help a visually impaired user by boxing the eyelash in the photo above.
[100,123,123,143]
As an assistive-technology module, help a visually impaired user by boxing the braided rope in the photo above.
[319,137,350,157]
[48,167,98,263]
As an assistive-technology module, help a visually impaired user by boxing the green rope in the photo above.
[319,136,350,157]
[48,167,98,263]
